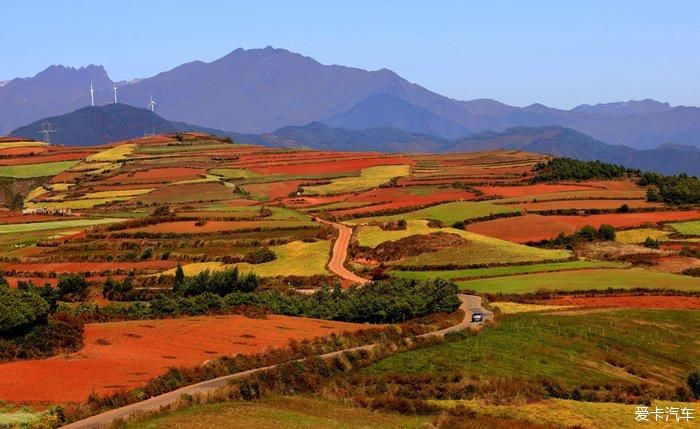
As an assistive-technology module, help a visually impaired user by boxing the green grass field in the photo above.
[351,201,518,225]
[122,395,432,429]
[0,160,79,178]
[668,220,700,236]
[616,228,671,244]
[355,220,570,267]
[391,260,629,281]
[209,168,261,179]
[303,165,410,195]
[366,309,700,388]
[456,268,700,293]
[0,218,123,234]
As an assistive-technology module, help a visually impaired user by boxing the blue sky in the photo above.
[2,0,698,108]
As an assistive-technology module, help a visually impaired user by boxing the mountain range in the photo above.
[2,47,700,151]
[10,104,699,175]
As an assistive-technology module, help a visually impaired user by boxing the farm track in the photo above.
[315,218,369,284]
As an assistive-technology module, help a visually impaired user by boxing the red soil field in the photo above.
[5,277,59,287]
[505,199,662,211]
[0,146,48,156]
[242,180,306,200]
[467,211,700,243]
[541,295,700,309]
[561,180,642,191]
[138,182,234,204]
[250,157,413,175]
[0,152,94,165]
[0,260,177,274]
[0,213,67,224]
[280,195,350,208]
[330,187,477,217]
[0,315,364,404]
[104,167,206,184]
[475,183,596,198]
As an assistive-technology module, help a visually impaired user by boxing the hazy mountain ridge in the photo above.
[2,47,700,150]
[9,104,699,175]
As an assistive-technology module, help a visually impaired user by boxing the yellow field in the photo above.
[24,186,50,203]
[616,228,671,244]
[166,240,332,278]
[303,165,411,195]
[80,188,155,199]
[86,143,137,162]
[489,302,574,314]
[0,141,48,149]
[433,399,700,429]
[28,197,133,209]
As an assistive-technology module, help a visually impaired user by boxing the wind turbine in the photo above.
[147,93,156,112]
[89,81,95,106]
[113,84,118,104]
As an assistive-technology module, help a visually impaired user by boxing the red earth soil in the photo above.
[250,157,414,175]
[0,214,68,224]
[0,315,364,404]
[0,146,48,156]
[505,199,662,211]
[331,187,477,217]
[475,183,598,198]
[0,152,94,165]
[242,180,307,200]
[0,260,177,274]
[541,295,700,309]
[280,195,350,208]
[560,180,642,191]
[660,242,700,251]
[467,211,700,243]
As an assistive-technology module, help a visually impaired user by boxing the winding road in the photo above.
[315,217,369,284]
[62,220,492,429]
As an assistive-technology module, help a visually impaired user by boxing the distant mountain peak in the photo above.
[572,99,672,115]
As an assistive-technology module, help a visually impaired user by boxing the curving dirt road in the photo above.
[62,294,488,429]
[315,218,369,284]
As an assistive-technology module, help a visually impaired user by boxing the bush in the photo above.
[688,371,700,399]
[0,285,50,336]
[644,237,660,249]
[597,224,616,241]
[533,158,635,182]
[179,267,259,297]
[452,221,466,230]
[57,274,89,301]
[151,205,171,217]
[139,247,153,260]
[638,173,700,205]
[246,247,276,264]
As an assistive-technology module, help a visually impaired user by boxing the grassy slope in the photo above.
[168,240,332,277]
[616,228,671,244]
[122,395,431,429]
[366,309,700,388]
[456,268,700,293]
[0,218,123,234]
[304,165,410,195]
[668,220,700,236]
[351,201,517,225]
[391,260,629,281]
[355,220,570,267]
[433,399,700,429]
[0,160,79,178]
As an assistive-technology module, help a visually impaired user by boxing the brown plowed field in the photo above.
[127,220,312,234]
[542,295,700,309]
[250,157,413,175]
[0,315,364,403]
[475,183,597,197]
[104,167,206,184]
[1,260,177,274]
[467,211,700,243]
[0,146,48,156]
[505,199,662,211]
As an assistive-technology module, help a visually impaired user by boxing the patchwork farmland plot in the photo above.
[0,132,698,429]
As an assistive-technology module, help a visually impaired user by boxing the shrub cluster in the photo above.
[530,224,616,249]
[533,158,636,182]
[638,172,700,205]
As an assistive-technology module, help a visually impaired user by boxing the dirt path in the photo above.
[62,294,491,429]
[315,218,369,284]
